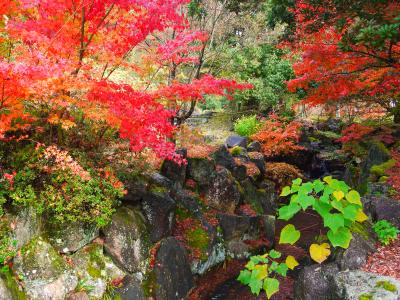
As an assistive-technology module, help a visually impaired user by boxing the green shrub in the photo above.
[372,220,399,245]
[234,115,260,137]
[370,159,396,177]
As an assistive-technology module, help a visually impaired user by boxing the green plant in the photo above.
[237,249,299,299]
[234,115,261,137]
[279,177,368,253]
[372,220,399,245]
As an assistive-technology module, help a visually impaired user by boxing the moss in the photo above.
[0,268,26,300]
[372,140,391,157]
[376,280,397,292]
[230,146,244,156]
[141,270,157,297]
[370,159,396,178]
[186,227,210,261]
[358,294,373,300]
[175,206,192,219]
[315,130,341,140]
[148,185,168,194]
[350,222,371,241]
[86,245,105,279]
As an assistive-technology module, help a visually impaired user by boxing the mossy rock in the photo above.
[13,237,78,299]
[71,243,125,298]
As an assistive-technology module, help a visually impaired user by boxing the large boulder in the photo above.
[13,237,78,300]
[334,233,376,270]
[294,263,339,300]
[142,189,176,243]
[8,207,42,249]
[154,237,194,300]
[363,194,400,228]
[205,166,241,213]
[241,178,276,215]
[212,145,236,170]
[332,270,400,300]
[160,148,187,188]
[0,276,12,300]
[187,157,216,186]
[102,206,150,273]
[114,275,146,300]
[71,243,125,298]
[44,221,98,253]
[226,135,247,148]
[247,141,262,152]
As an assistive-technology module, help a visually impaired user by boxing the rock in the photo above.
[334,233,376,271]
[241,178,276,215]
[44,221,98,253]
[247,141,262,152]
[212,145,236,170]
[66,292,90,300]
[0,276,12,300]
[261,215,276,243]
[142,190,175,243]
[225,240,251,258]
[294,263,339,300]
[102,206,150,273]
[71,243,125,298]
[226,135,248,148]
[187,157,216,186]
[217,214,259,241]
[161,148,187,188]
[154,237,194,300]
[248,151,266,174]
[372,195,400,228]
[205,166,241,213]
[332,270,400,300]
[14,237,78,300]
[114,275,146,300]
[8,207,42,249]
[123,175,149,203]
[190,238,226,275]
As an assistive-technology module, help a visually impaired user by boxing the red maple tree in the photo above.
[285,0,400,122]
[0,0,249,160]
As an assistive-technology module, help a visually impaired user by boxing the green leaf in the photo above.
[327,227,352,248]
[279,224,301,245]
[323,176,333,184]
[280,186,291,197]
[292,178,302,186]
[263,278,280,299]
[245,260,256,270]
[237,269,251,285]
[346,190,362,206]
[250,255,268,264]
[331,199,344,212]
[269,249,281,259]
[323,213,345,233]
[343,205,358,221]
[278,202,301,221]
[313,179,324,193]
[249,272,263,295]
[312,201,331,219]
[297,194,315,210]
[299,182,313,194]
[274,263,288,276]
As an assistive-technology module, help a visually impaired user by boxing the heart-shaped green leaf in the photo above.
[327,227,352,248]
[263,278,280,299]
[279,224,301,245]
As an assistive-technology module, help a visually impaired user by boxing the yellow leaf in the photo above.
[254,264,268,280]
[356,210,368,223]
[333,191,344,200]
[285,255,299,270]
[309,243,331,264]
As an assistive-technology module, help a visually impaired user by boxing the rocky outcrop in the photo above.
[187,157,216,186]
[363,193,400,228]
[114,275,146,300]
[154,237,194,300]
[332,270,400,300]
[160,148,187,188]
[102,206,150,273]
[14,237,78,300]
